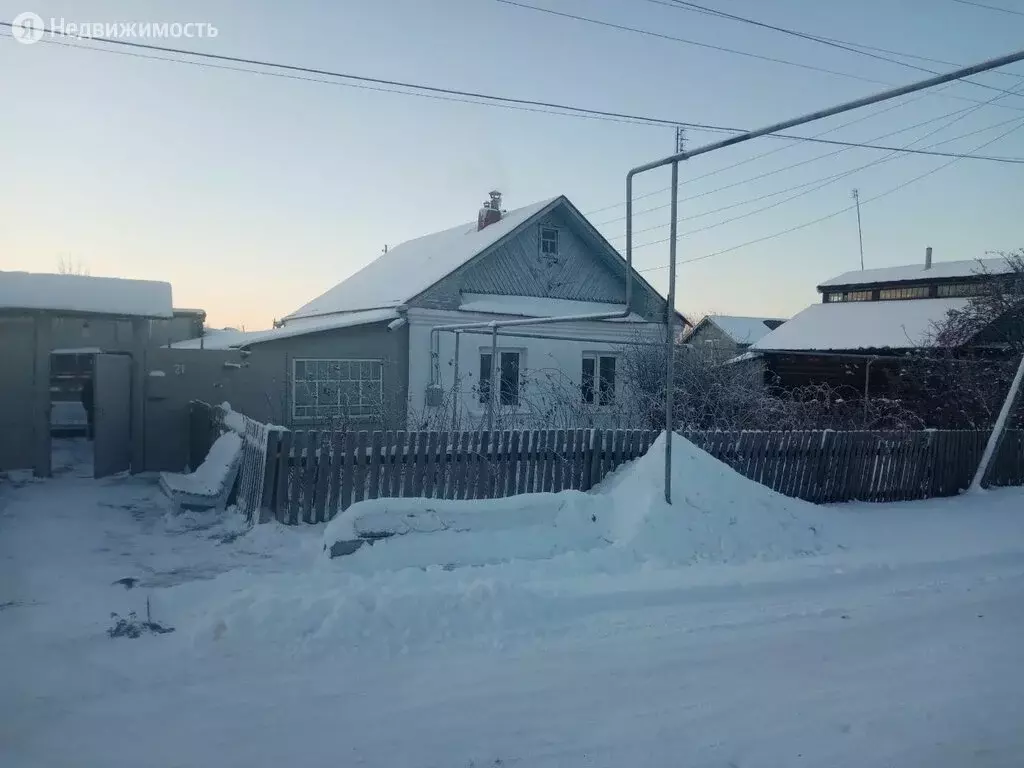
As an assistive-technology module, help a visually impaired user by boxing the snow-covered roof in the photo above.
[751,298,969,352]
[703,315,786,345]
[170,308,399,349]
[286,197,560,321]
[819,257,1010,289]
[0,271,173,318]
[458,293,646,322]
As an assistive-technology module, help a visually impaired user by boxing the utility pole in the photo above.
[851,188,864,270]
[675,126,686,154]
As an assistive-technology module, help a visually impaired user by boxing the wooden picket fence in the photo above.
[694,429,989,505]
[249,426,1023,524]
[256,428,658,525]
[186,403,1024,524]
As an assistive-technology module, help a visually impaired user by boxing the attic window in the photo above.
[540,227,559,257]
[879,285,930,300]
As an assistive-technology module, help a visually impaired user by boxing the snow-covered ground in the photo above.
[2,438,1023,767]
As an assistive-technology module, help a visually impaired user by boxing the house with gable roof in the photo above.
[683,315,787,362]
[175,192,686,430]
[746,249,1018,399]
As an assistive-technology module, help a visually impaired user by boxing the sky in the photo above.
[1,0,1023,329]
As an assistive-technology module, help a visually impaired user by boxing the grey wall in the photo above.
[250,321,408,431]
[411,206,667,322]
[142,322,409,472]
[0,317,41,471]
[50,313,201,352]
[685,322,742,362]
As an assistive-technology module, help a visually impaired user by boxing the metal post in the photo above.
[664,161,679,505]
[452,331,461,431]
[488,324,499,432]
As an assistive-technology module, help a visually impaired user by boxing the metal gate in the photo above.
[94,353,132,478]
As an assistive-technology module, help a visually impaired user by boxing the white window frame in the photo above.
[477,348,524,408]
[540,226,559,257]
[582,352,618,407]
[291,357,383,421]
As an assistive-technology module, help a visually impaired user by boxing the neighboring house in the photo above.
[173,193,686,430]
[684,315,786,361]
[0,271,177,476]
[749,250,1014,393]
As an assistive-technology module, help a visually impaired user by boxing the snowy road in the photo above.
[2,440,1023,767]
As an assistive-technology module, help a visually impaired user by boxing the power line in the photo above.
[594,97,1024,228]
[583,87,950,216]
[618,112,1024,244]
[952,0,1024,17]
[492,0,887,86]
[637,117,1024,270]
[13,25,1022,171]
[614,91,1024,240]
[0,32,735,134]
[806,35,1024,82]
[647,0,1024,103]
[636,108,1024,245]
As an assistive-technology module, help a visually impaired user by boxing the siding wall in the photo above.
[143,323,409,471]
[0,317,40,471]
[50,314,201,352]
[407,307,665,428]
[411,208,666,321]
[684,323,742,362]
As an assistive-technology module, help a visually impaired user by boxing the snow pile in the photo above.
[161,431,242,497]
[325,432,830,572]
[323,491,605,569]
[599,433,829,564]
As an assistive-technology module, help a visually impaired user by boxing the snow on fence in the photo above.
[259,428,658,525]
[185,403,1024,525]
[255,427,1024,524]
[191,401,276,524]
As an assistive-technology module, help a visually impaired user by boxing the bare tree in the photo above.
[933,250,1024,353]
[56,255,90,276]
[913,249,1024,429]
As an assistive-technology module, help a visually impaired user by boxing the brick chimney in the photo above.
[477,190,503,231]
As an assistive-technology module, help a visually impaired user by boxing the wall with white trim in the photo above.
[406,308,665,430]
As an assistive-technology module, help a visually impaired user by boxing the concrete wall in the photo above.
[143,321,408,471]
